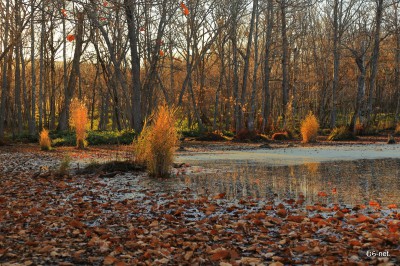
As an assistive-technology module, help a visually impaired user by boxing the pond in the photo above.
[172,159,400,206]
[102,157,400,208]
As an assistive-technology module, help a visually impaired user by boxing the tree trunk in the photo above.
[20,45,28,125]
[331,0,340,128]
[38,4,45,130]
[49,26,56,130]
[262,0,273,133]
[213,37,226,131]
[395,3,400,123]
[239,0,258,130]
[350,43,367,132]
[14,0,23,134]
[57,12,85,131]
[125,0,142,133]
[366,0,384,124]
[248,6,260,132]
[0,0,10,141]
[280,0,289,125]
[231,3,240,133]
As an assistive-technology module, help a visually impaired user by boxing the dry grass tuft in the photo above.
[327,126,356,141]
[134,105,179,177]
[70,99,88,149]
[271,131,290,140]
[355,119,364,136]
[395,123,400,135]
[300,112,319,143]
[39,129,51,151]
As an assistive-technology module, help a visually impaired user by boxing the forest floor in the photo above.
[0,140,400,265]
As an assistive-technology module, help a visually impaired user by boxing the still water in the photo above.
[106,158,400,207]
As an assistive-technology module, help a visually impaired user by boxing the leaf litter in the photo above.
[0,148,399,265]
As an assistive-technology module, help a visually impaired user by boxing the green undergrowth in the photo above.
[8,130,136,146]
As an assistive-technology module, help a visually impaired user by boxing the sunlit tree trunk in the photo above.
[57,12,84,131]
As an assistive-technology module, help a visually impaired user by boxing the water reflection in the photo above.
[176,159,400,206]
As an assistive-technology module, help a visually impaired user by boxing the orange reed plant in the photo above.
[135,105,179,177]
[300,112,319,143]
[69,99,88,149]
[39,128,51,151]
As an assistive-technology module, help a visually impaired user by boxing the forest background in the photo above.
[0,0,397,142]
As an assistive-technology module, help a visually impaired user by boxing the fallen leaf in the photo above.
[103,256,116,265]
[210,249,229,261]
[287,215,305,223]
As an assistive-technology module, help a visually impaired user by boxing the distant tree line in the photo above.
[0,0,399,142]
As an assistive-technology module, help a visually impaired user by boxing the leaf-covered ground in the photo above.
[0,146,399,265]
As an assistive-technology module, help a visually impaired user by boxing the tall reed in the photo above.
[70,99,88,149]
[135,105,179,177]
[300,112,319,143]
[39,128,51,151]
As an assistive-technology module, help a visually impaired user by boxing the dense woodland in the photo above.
[0,0,399,141]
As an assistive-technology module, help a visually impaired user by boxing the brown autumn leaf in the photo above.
[210,249,230,261]
[292,246,308,252]
[184,251,193,260]
[287,215,305,223]
[349,240,362,246]
[239,257,262,264]
[149,220,159,227]
[69,219,85,228]
[38,245,54,253]
[276,209,287,218]
[103,256,117,265]
[213,193,226,199]
[355,215,371,223]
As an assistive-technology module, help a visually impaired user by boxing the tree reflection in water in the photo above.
[184,159,400,206]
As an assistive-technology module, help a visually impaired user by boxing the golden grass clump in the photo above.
[355,119,364,136]
[69,99,88,149]
[300,112,319,143]
[135,105,179,177]
[395,123,400,135]
[39,128,51,151]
